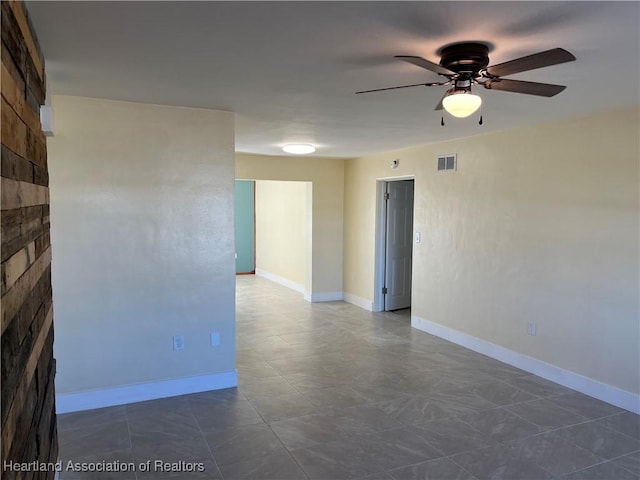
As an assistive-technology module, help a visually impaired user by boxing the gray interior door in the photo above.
[235,180,255,273]
[384,180,414,311]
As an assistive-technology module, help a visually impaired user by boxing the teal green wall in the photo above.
[235,180,255,273]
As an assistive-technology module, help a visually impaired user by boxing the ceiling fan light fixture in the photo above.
[282,144,316,154]
[442,89,482,118]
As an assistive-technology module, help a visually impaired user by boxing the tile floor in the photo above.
[57,275,640,479]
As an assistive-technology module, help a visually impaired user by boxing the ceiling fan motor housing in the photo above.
[440,42,490,75]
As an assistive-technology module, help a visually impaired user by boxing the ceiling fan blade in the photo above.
[356,82,443,94]
[485,48,575,77]
[395,55,457,76]
[483,78,566,97]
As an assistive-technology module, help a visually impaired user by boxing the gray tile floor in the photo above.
[57,275,640,479]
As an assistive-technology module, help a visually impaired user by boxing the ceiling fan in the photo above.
[356,43,576,120]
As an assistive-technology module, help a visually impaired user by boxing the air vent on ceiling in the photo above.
[437,154,457,172]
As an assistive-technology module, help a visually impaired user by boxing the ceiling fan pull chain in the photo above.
[441,115,445,126]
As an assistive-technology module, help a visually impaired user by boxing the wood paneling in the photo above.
[1,247,51,334]
[1,177,50,211]
[1,1,57,477]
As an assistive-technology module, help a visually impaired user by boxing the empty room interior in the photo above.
[1,1,639,479]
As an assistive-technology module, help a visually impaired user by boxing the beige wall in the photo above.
[344,108,639,396]
[49,96,236,395]
[255,180,308,288]
[236,154,345,299]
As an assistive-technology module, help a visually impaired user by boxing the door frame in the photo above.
[373,175,415,312]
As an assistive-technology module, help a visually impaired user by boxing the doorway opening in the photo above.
[234,179,313,296]
[374,178,415,313]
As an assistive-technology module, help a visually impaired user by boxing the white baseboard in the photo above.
[304,291,344,302]
[56,370,238,414]
[255,268,304,293]
[254,269,343,303]
[343,292,373,311]
[411,315,640,414]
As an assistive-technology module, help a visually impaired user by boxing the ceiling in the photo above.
[26,1,640,158]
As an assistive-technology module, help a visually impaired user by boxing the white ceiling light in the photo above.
[442,89,482,118]
[282,144,316,154]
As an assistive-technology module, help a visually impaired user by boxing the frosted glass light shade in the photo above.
[282,144,315,154]
[442,91,482,118]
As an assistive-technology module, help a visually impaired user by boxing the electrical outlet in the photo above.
[527,322,537,336]
[211,332,220,347]
[173,335,184,351]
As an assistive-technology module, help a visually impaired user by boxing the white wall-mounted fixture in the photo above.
[40,105,54,136]
[172,335,184,351]
[390,159,399,169]
[282,144,315,154]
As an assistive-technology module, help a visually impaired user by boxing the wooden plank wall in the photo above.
[1,1,57,477]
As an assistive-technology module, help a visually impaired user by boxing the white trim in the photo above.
[373,181,388,312]
[375,174,416,181]
[411,315,640,414]
[56,370,238,414]
[255,268,304,293]
[304,291,344,302]
[344,292,374,311]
